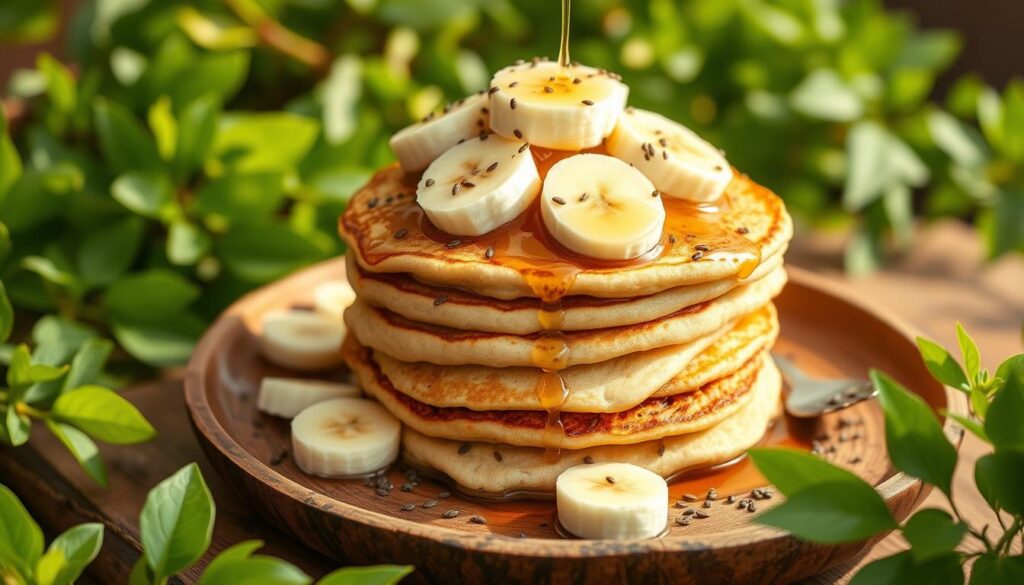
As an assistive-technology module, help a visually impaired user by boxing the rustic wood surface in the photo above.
[1,220,1021,584]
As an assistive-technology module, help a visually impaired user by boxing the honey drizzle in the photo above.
[342,147,765,456]
[557,0,572,70]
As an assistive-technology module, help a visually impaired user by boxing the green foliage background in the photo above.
[0,0,1022,367]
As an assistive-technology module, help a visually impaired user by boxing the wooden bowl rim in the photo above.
[184,262,968,557]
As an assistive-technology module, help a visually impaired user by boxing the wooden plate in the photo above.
[184,261,966,584]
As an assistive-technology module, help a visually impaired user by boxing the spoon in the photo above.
[772,354,877,418]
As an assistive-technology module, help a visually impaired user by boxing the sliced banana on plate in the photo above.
[257,377,360,419]
[291,397,401,477]
[313,280,356,320]
[556,462,668,540]
[390,92,489,172]
[417,134,541,236]
[259,310,345,371]
[488,60,628,150]
[607,108,733,203]
[541,153,665,261]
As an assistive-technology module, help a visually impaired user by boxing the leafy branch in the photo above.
[0,280,155,486]
[751,324,1024,583]
[0,463,412,585]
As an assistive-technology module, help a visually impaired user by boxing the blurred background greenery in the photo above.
[0,0,1021,369]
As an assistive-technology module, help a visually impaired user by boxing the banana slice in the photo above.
[259,310,345,371]
[313,280,356,320]
[607,108,732,203]
[556,462,668,540]
[389,92,489,172]
[541,153,665,260]
[417,134,541,236]
[291,397,401,477]
[257,377,360,419]
[488,60,628,150]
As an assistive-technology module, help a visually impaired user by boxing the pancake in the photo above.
[339,164,793,300]
[349,304,777,413]
[401,357,782,494]
[345,249,785,334]
[347,336,770,449]
[344,266,786,368]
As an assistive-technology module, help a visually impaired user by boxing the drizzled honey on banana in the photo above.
[391,57,733,260]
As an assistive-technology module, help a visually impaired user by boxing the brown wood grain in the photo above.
[1,220,1020,584]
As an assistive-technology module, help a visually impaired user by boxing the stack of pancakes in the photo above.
[341,163,793,495]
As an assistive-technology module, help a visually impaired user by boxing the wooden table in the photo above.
[2,220,1022,584]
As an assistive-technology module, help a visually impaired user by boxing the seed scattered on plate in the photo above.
[376,488,389,497]
[493,451,503,462]
[438,491,452,499]
[681,508,695,516]
[458,443,471,455]
[446,239,461,248]
[485,246,495,259]
[400,503,415,512]
[676,516,691,526]
[691,251,705,261]
[270,450,288,466]
[702,501,712,509]
[442,510,460,519]
[394,228,408,239]
[583,455,594,464]
[682,493,698,502]
[694,510,710,519]
[434,296,448,307]
[423,499,438,509]
[470,515,488,525]
[706,488,718,500]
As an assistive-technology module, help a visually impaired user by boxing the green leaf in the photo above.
[954,323,981,383]
[129,558,153,585]
[900,508,965,562]
[167,221,212,266]
[112,316,203,367]
[970,385,990,420]
[5,406,30,446]
[173,94,220,182]
[199,556,311,585]
[927,109,988,168]
[0,107,23,196]
[52,385,156,444]
[37,53,77,115]
[45,419,108,487]
[218,224,325,283]
[198,540,313,585]
[35,523,103,585]
[749,447,863,494]
[971,554,1024,585]
[789,69,863,122]
[974,452,1024,515]
[999,80,1024,162]
[195,172,285,223]
[30,316,97,366]
[63,338,113,391]
[7,344,32,390]
[317,566,414,585]
[850,551,963,585]
[140,463,215,580]
[755,481,895,543]
[323,55,363,145]
[945,412,988,443]
[915,337,968,391]
[981,190,1024,258]
[148,96,178,161]
[985,356,1024,451]
[872,370,958,496]
[77,216,144,288]
[93,98,163,173]
[212,112,319,173]
[111,171,177,221]
[0,166,83,233]
[22,255,78,289]
[0,279,13,343]
[0,483,44,575]
[104,269,200,323]
[843,121,927,212]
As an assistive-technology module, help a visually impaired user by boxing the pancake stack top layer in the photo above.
[338,58,794,495]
